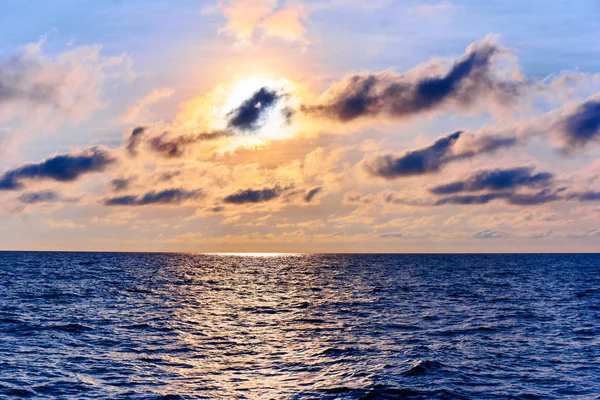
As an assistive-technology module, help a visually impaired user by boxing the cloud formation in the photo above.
[212,0,309,44]
[473,229,510,239]
[17,190,79,204]
[223,186,283,204]
[103,188,203,206]
[18,190,59,204]
[430,167,553,194]
[227,87,281,131]
[560,99,600,149]
[303,37,522,122]
[126,126,146,156]
[0,39,130,128]
[304,187,322,202]
[434,189,564,206]
[110,178,132,192]
[363,130,516,179]
[567,191,600,202]
[124,126,231,158]
[121,88,174,123]
[148,131,232,158]
[0,147,115,190]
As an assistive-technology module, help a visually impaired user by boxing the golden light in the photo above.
[206,252,302,257]
[213,76,300,149]
[172,74,306,154]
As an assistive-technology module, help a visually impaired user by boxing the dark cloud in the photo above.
[303,39,520,122]
[223,186,283,204]
[434,192,504,205]
[567,191,600,202]
[227,87,280,131]
[147,131,231,158]
[18,190,59,204]
[434,189,563,206]
[124,125,232,158]
[110,178,132,192]
[126,126,146,156]
[123,87,289,159]
[0,147,115,190]
[304,187,322,202]
[430,167,553,194]
[363,130,516,179]
[508,189,564,206]
[103,188,202,206]
[562,100,600,148]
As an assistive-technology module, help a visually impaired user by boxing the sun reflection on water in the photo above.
[205,252,303,257]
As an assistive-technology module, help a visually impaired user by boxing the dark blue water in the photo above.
[0,253,598,399]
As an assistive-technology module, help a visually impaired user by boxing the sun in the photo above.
[173,75,302,152]
[217,76,299,147]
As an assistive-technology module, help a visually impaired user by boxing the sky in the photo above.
[2,0,600,252]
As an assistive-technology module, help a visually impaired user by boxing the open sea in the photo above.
[0,252,598,399]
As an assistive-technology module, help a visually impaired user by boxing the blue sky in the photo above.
[1,0,600,252]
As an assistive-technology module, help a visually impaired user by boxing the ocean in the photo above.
[0,252,598,399]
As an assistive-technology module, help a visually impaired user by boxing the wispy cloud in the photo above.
[121,88,174,124]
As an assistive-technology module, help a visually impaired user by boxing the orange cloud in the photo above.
[211,0,309,44]
[260,3,308,42]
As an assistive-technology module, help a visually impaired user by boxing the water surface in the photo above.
[0,252,598,399]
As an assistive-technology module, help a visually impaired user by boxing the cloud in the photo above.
[110,178,132,192]
[227,87,281,131]
[103,188,203,206]
[18,190,58,204]
[434,188,564,206]
[121,88,174,124]
[0,39,131,129]
[0,147,116,190]
[503,189,564,206]
[560,99,600,149]
[430,167,553,194]
[531,230,553,239]
[567,191,600,201]
[304,187,322,202]
[260,2,308,42]
[121,84,294,158]
[148,131,232,158]
[303,36,522,122]
[566,229,600,239]
[462,95,600,154]
[211,0,309,44]
[363,130,516,179]
[126,126,146,156]
[223,185,283,204]
[124,126,231,158]
[380,232,404,238]
[17,190,79,204]
[473,229,510,239]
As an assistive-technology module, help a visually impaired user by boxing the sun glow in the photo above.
[172,75,304,153]
[216,76,299,148]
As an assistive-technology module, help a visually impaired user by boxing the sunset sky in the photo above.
[2,0,600,252]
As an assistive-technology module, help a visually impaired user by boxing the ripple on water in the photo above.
[0,252,599,399]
